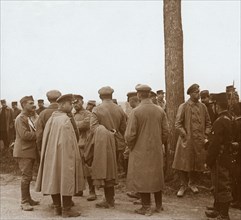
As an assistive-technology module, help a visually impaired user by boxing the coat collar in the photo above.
[48,103,58,109]
[187,98,200,105]
[140,98,152,105]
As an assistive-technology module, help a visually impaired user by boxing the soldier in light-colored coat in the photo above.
[125,84,169,216]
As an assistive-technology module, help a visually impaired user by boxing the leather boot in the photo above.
[154,191,164,212]
[21,203,33,211]
[135,205,152,216]
[62,207,81,218]
[87,177,97,201]
[21,182,30,204]
[20,182,33,211]
[217,202,230,220]
[205,201,219,218]
[53,205,62,216]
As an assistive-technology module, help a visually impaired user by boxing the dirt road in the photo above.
[0,174,240,220]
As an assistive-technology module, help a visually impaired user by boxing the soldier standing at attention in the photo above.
[13,96,39,211]
[205,93,234,220]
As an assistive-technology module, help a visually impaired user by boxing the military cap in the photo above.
[56,94,73,103]
[46,90,62,100]
[213,92,228,104]
[127,92,137,98]
[38,99,44,103]
[150,91,157,97]
[200,90,210,98]
[20,96,34,105]
[187,84,199,95]
[73,94,83,103]
[0,99,6,104]
[226,85,236,93]
[156,90,165,95]
[87,100,96,106]
[98,86,114,95]
[135,84,152,92]
[11,101,18,105]
[209,93,217,102]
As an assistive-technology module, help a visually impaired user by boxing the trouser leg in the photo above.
[140,193,151,207]
[18,158,34,204]
[154,190,162,208]
[189,171,198,185]
[62,196,72,208]
[51,194,61,206]
[179,170,188,186]
[87,176,95,194]
[219,202,230,218]
[104,186,115,205]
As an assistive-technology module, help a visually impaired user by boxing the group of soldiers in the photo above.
[0,83,240,219]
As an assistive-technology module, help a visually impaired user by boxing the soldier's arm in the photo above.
[124,111,137,150]
[35,116,44,151]
[175,104,186,138]
[75,112,91,131]
[16,116,36,141]
[90,109,99,132]
[206,120,224,168]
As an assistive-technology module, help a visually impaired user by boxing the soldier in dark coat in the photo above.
[200,90,217,125]
[13,96,39,211]
[36,99,46,115]
[12,101,21,120]
[11,101,21,141]
[205,93,233,220]
[230,102,241,209]
[36,90,61,154]
[90,86,126,208]
[0,99,14,148]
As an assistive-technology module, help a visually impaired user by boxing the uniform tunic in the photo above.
[125,99,169,193]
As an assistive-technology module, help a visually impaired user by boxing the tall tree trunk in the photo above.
[163,0,184,180]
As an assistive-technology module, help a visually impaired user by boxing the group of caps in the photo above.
[199,84,239,105]
[2,90,97,109]
[4,84,165,108]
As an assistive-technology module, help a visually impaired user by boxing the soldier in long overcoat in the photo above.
[125,84,169,216]
[90,86,126,208]
[35,94,85,218]
[205,93,234,220]
[172,84,211,197]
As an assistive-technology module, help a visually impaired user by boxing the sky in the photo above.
[0,0,240,104]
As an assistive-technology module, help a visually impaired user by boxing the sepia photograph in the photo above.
[0,0,240,219]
